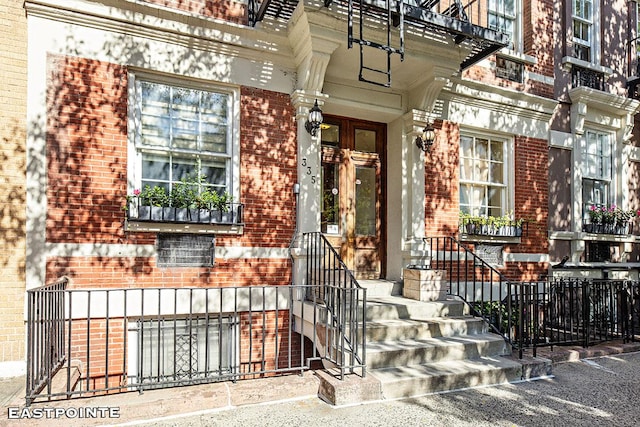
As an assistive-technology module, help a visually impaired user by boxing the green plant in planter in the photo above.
[197,189,233,212]
[139,185,168,207]
[170,177,199,208]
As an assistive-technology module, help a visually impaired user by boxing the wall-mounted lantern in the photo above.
[304,99,323,137]
[415,124,435,152]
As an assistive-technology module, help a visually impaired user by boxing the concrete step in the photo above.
[366,316,487,341]
[369,356,526,399]
[364,296,469,321]
[366,333,510,369]
[358,279,402,297]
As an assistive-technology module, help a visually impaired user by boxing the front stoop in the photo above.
[315,292,552,404]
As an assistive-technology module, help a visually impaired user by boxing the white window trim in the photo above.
[459,131,515,217]
[489,0,522,54]
[571,0,601,66]
[127,71,241,202]
[574,127,622,231]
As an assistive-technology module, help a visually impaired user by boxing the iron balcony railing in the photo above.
[25,282,362,405]
[302,232,367,379]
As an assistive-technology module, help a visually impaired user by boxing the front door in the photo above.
[320,117,386,279]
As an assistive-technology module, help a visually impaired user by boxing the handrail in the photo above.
[425,236,515,344]
[303,232,367,378]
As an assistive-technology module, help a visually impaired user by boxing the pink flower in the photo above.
[133,189,141,196]
[589,205,596,211]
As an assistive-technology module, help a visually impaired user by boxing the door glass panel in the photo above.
[321,123,340,147]
[355,167,376,236]
[321,163,340,234]
[355,129,376,152]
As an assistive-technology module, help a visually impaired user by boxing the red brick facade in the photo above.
[45,55,297,289]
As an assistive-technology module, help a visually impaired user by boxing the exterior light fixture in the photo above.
[415,124,435,152]
[305,99,323,137]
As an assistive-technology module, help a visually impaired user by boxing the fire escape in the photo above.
[248,0,509,87]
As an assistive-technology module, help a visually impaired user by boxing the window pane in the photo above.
[491,161,504,184]
[355,167,376,236]
[476,159,489,182]
[201,160,227,189]
[321,123,340,147]
[355,129,376,152]
[142,154,170,184]
[321,163,340,234]
[476,139,489,159]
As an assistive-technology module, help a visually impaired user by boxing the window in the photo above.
[459,134,510,217]
[573,0,593,61]
[132,316,237,387]
[488,0,518,51]
[130,76,238,200]
[582,130,612,219]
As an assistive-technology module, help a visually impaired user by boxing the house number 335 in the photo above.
[301,157,316,184]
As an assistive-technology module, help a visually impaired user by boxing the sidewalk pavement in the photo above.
[2,340,640,427]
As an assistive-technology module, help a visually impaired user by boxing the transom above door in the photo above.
[320,116,386,280]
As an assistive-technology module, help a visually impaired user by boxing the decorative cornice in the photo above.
[568,86,640,116]
[24,0,296,69]
[443,77,557,122]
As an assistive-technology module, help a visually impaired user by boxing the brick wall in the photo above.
[0,0,28,363]
[428,125,549,281]
[424,120,460,236]
[45,55,297,288]
[142,0,247,24]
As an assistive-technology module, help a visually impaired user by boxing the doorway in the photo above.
[320,116,386,279]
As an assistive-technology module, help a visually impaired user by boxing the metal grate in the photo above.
[157,234,215,267]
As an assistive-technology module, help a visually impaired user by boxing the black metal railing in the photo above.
[425,236,513,340]
[25,283,358,405]
[302,232,367,379]
[425,236,640,357]
[26,277,69,405]
[509,279,640,357]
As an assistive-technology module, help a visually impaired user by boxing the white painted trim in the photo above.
[45,243,291,259]
[503,253,550,263]
[549,130,574,149]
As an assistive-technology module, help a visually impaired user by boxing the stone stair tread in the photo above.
[367,333,506,352]
[369,356,522,382]
[366,316,479,328]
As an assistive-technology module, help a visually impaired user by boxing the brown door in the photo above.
[320,117,386,279]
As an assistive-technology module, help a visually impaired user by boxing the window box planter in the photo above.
[461,223,523,237]
[583,222,632,235]
[128,202,243,226]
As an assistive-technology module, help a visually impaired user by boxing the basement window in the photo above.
[130,316,237,388]
[156,234,215,267]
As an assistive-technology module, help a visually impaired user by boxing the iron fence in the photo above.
[424,237,640,357]
[25,282,364,405]
[511,279,640,357]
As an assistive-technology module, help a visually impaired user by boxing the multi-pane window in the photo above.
[582,130,612,218]
[134,316,236,387]
[459,135,509,217]
[573,0,593,61]
[133,79,233,196]
[488,0,518,50]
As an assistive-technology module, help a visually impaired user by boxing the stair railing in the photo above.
[302,232,367,378]
[424,236,519,348]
